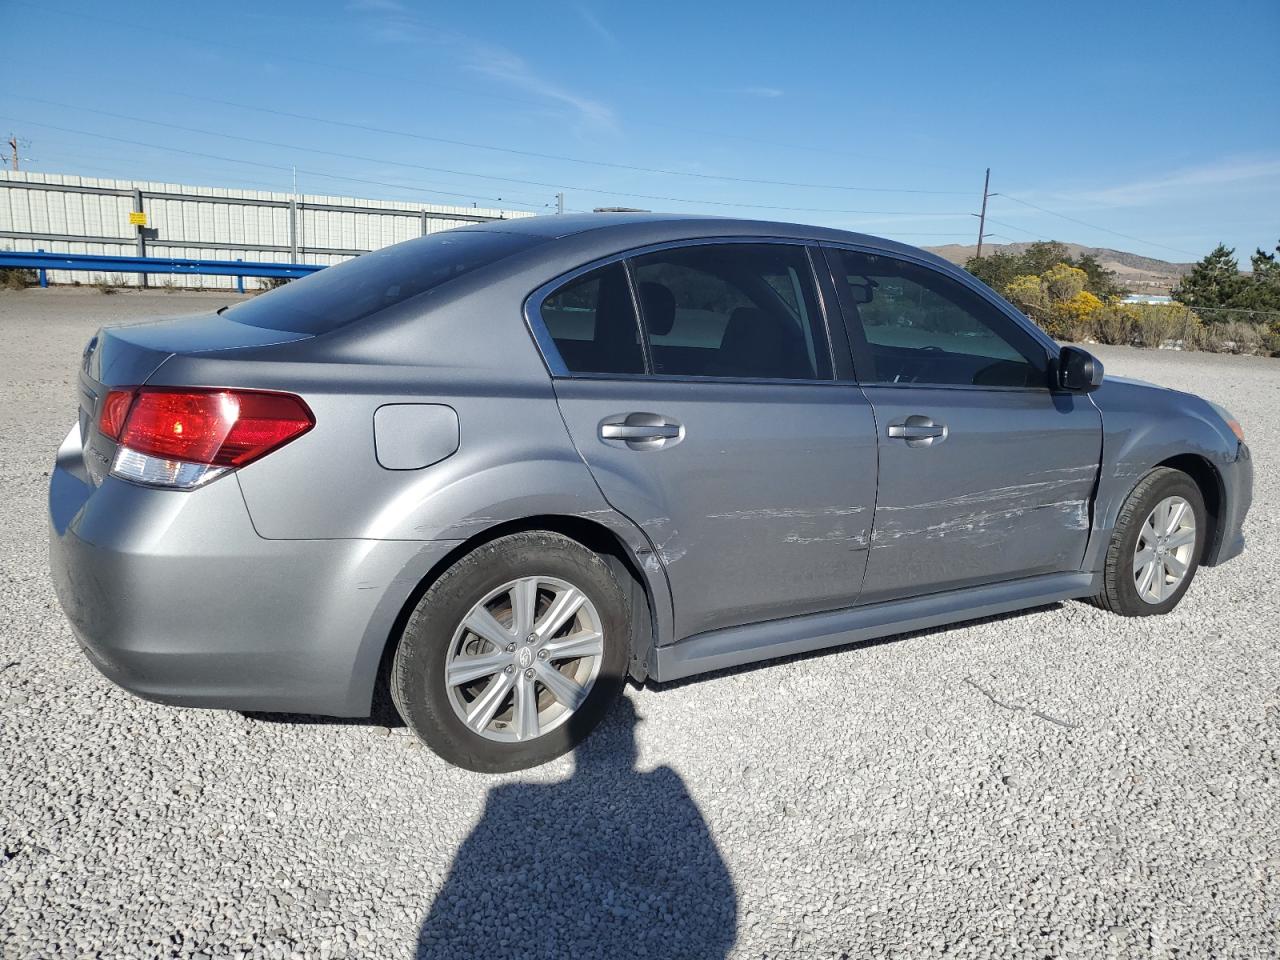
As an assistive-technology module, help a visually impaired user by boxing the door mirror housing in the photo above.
[1055,346,1104,392]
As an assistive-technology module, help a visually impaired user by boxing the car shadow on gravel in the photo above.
[413,696,737,960]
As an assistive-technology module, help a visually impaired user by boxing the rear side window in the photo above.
[630,243,832,380]
[226,230,537,334]
[540,262,646,375]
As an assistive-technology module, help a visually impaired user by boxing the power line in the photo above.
[0,117,550,210]
[0,113,972,218]
[8,0,954,171]
[14,94,969,199]
[14,108,554,207]
[981,217,1057,242]
[32,93,967,197]
[28,134,555,208]
[997,193,1196,257]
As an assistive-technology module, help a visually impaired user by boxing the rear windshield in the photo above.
[226,230,538,334]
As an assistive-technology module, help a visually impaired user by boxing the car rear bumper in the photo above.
[1206,441,1252,567]
[49,423,460,716]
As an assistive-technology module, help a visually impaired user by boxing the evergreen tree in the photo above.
[966,243,1119,302]
[1228,242,1280,313]
[1171,244,1246,309]
[1073,253,1123,301]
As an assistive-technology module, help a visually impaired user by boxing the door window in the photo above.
[630,244,832,380]
[539,262,646,375]
[831,249,1047,388]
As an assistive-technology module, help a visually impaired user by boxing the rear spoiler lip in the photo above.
[88,313,314,385]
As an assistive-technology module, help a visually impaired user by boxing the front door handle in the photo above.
[599,413,684,450]
[601,423,681,440]
[887,415,947,448]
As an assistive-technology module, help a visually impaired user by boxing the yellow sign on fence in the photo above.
[128,212,147,226]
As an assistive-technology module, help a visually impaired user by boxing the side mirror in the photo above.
[1056,345,1104,392]
[847,276,878,305]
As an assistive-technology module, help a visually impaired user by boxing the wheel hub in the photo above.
[1133,495,1196,605]
[442,575,605,743]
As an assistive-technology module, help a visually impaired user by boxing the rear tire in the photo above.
[1090,467,1205,616]
[391,531,629,773]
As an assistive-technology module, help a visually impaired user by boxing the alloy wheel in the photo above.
[443,576,604,743]
[1133,495,1197,604]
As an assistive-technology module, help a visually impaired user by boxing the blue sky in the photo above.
[4,0,1277,262]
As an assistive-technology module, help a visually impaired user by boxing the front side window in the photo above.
[630,243,832,380]
[831,249,1047,388]
[540,262,645,375]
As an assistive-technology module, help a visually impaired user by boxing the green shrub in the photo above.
[1130,304,1188,348]
[1,267,36,290]
[1201,321,1263,355]
[1262,328,1280,357]
[1091,304,1134,345]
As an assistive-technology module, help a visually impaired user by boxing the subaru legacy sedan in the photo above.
[49,214,1252,771]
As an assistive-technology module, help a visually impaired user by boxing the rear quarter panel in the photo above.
[142,269,679,648]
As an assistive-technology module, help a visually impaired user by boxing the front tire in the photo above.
[1091,467,1206,616]
[391,531,629,773]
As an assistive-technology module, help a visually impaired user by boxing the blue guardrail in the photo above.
[0,250,324,292]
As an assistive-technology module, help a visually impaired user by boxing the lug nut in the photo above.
[504,665,514,675]
[537,649,548,660]
[524,668,535,679]
[505,642,516,653]
[527,634,537,643]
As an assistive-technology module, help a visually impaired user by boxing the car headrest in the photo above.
[639,282,676,337]
[722,307,772,348]
[720,306,811,378]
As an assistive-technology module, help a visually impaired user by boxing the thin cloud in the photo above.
[574,5,618,46]
[345,0,409,12]
[345,2,615,128]
[467,44,615,127]
[1020,156,1280,211]
[739,86,784,99]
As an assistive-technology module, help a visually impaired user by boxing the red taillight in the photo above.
[118,388,314,468]
[99,389,136,440]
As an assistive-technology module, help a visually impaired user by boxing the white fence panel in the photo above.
[0,170,533,289]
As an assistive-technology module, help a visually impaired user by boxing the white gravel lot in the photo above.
[1,288,1278,959]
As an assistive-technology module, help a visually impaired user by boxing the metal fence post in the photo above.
[133,189,147,288]
[420,210,428,236]
[37,248,47,288]
[236,259,244,294]
[288,198,299,264]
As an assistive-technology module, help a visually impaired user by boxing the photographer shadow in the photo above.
[415,696,737,959]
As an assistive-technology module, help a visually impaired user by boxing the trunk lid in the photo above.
[78,312,313,484]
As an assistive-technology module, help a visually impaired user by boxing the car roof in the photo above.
[461,212,954,269]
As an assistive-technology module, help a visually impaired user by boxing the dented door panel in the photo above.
[859,385,1102,604]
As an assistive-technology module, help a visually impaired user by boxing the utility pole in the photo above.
[555,192,565,214]
[8,134,20,172]
[975,167,992,258]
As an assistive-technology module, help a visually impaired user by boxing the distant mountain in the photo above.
[925,242,1194,294]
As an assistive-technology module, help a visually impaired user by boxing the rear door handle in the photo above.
[599,413,683,449]
[887,415,947,448]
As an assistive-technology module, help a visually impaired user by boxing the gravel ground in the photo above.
[1,288,1278,959]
